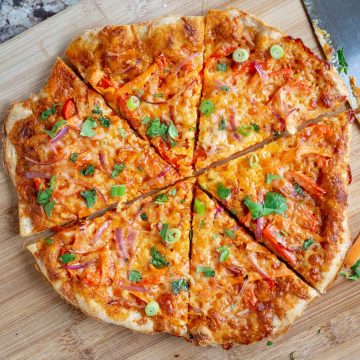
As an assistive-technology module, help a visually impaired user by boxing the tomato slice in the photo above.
[97,76,112,89]
[262,224,297,267]
[62,99,76,119]
[33,178,44,191]
[289,172,326,198]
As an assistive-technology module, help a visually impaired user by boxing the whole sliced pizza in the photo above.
[2,7,356,349]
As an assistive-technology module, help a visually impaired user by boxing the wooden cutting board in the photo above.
[0,0,359,359]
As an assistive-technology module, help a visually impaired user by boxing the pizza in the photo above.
[195,9,348,170]
[189,187,317,347]
[27,179,195,336]
[66,16,205,176]
[198,111,352,292]
[3,59,179,236]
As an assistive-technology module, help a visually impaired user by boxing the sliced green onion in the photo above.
[145,301,159,316]
[217,246,230,262]
[232,48,249,63]
[193,199,206,215]
[110,184,126,197]
[196,265,215,278]
[166,228,181,244]
[126,95,140,111]
[224,229,235,239]
[249,154,259,168]
[270,44,284,60]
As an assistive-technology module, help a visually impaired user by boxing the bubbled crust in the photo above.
[4,58,179,236]
[189,188,317,347]
[27,179,195,336]
[198,111,352,292]
[195,9,348,170]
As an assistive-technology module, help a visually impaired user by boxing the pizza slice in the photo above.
[27,179,195,336]
[189,187,317,347]
[198,111,352,292]
[195,8,348,169]
[3,59,179,236]
[66,16,205,176]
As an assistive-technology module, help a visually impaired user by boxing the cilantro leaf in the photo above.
[40,104,58,120]
[217,63,227,71]
[128,270,142,283]
[80,189,96,208]
[80,164,94,176]
[303,237,314,249]
[92,105,103,114]
[43,200,55,218]
[219,117,226,130]
[36,175,57,218]
[171,279,189,295]
[340,260,360,281]
[266,173,282,184]
[224,229,235,239]
[147,118,167,138]
[44,237,53,245]
[155,193,168,204]
[217,246,230,262]
[194,198,206,215]
[43,119,66,138]
[200,99,215,116]
[98,116,111,128]
[197,265,215,277]
[141,116,151,125]
[168,121,178,139]
[243,196,263,219]
[140,212,148,221]
[80,116,97,137]
[149,246,169,269]
[262,192,288,216]
[294,182,303,195]
[59,253,76,264]
[168,188,177,196]
[337,47,348,75]
[217,183,231,199]
[110,163,126,178]
[70,152,78,162]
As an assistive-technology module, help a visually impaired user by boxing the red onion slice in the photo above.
[214,206,223,219]
[91,221,110,244]
[63,259,96,270]
[50,126,69,143]
[253,61,267,83]
[25,171,51,179]
[118,284,149,293]
[174,52,201,74]
[115,227,129,260]
[157,165,171,178]
[248,253,271,281]
[25,156,61,166]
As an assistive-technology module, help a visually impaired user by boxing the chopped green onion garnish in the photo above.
[303,237,314,249]
[232,48,249,63]
[197,265,215,278]
[219,117,226,130]
[249,154,259,168]
[128,270,142,283]
[145,301,159,317]
[217,183,231,199]
[140,212,148,221]
[166,228,181,244]
[70,152,78,162]
[168,188,177,196]
[80,189,96,208]
[224,229,235,239]
[194,199,206,215]
[266,173,281,184]
[110,163,126,178]
[126,95,140,111]
[110,184,126,197]
[270,44,284,60]
[217,63,227,71]
[217,246,230,262]
[199,99,215,116]
[155,193,168,204]
[118,127,126,138]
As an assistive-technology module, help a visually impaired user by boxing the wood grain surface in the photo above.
[0,0,359,359]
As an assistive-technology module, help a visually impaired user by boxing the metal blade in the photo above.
[303,0,360,109]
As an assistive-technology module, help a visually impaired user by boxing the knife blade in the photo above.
[302,0,360,110]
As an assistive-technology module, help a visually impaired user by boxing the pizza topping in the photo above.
[80,116,97,137]
[288,172,326,197]
[36,175,56,218]
[149,246,169,269]
[118,127,127,138]
[80,189,97,208]
[218,117,226,130]
[155,193,169,204]
[62,99,76,119]
[70,152,78,162]
[98,116,111,128]
[197,265,215,278]
[114,227,129,260]
[44,119,67,139]
[40,104,58,120]
[266,173,282,184]
[340,260,360,281]
[236,124,260,137]
[217,183,231,199]
[110,163,126,178]
[216,63,228,72]
[80,164,95,176]
[267,341,273,346]
[270,44,285,60]
[126,95,140,111]
[44,237,53,245]
[171,279,189,295]
[224,229,235,239]
[194,199,206,215]
[146,119,178,146]
[249,154,259,168]
[243,192,288,219]
[248,252,271,281]
[128,270,142,283]
[232,48,249,63]
[200,99,215,116]
[159,224,181,245]
[303,237,314,249]
[217,246,230,262]
[92,105,102,114]
[337,47,348,75]
[59,253,76,264]
[140,212,148,221]
[110,184,126,197]
[64,259,97,270]
[145,301,160,316]
[25,171,50,179]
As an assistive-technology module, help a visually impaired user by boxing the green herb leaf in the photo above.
[171,279,189,295]
[98,116,111,128]
[294,182,303,195]
[155,193,168,204]
[337,48,348,75]
[147,118,168,138]
[92,105,103,114]
[168,121,179,139]
[199,99,215,116]
[80,189,96,208]
[340,260,360,281]
[224,229,235,239]
[303,237,314,249]
[44,200,55,218]
[217,183,231,199]
[80,164,95,176]
[266,173,282,184]
[70,152,78,162]
[80,116,97,137]
[197,265,215,278]
[262,192,288,216]
[118,127,126,138]
[44,237,53,245]
[217,63,227,72]
[43,119,66,138]
[169,188,177,196]
[159,223,169,242]
[219,117,226,130]
[140,212,148,221]
[267,341,273,346]
[59,253,76,264]
[149,246,169,269]
[110,163,126,178]
[194,199,206,215]
[40,104,58,120]
[249,154,259,168]
[217,246,230,262]
[128,270,142,283]
[243,196,263,220]
[141,116,151,125]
